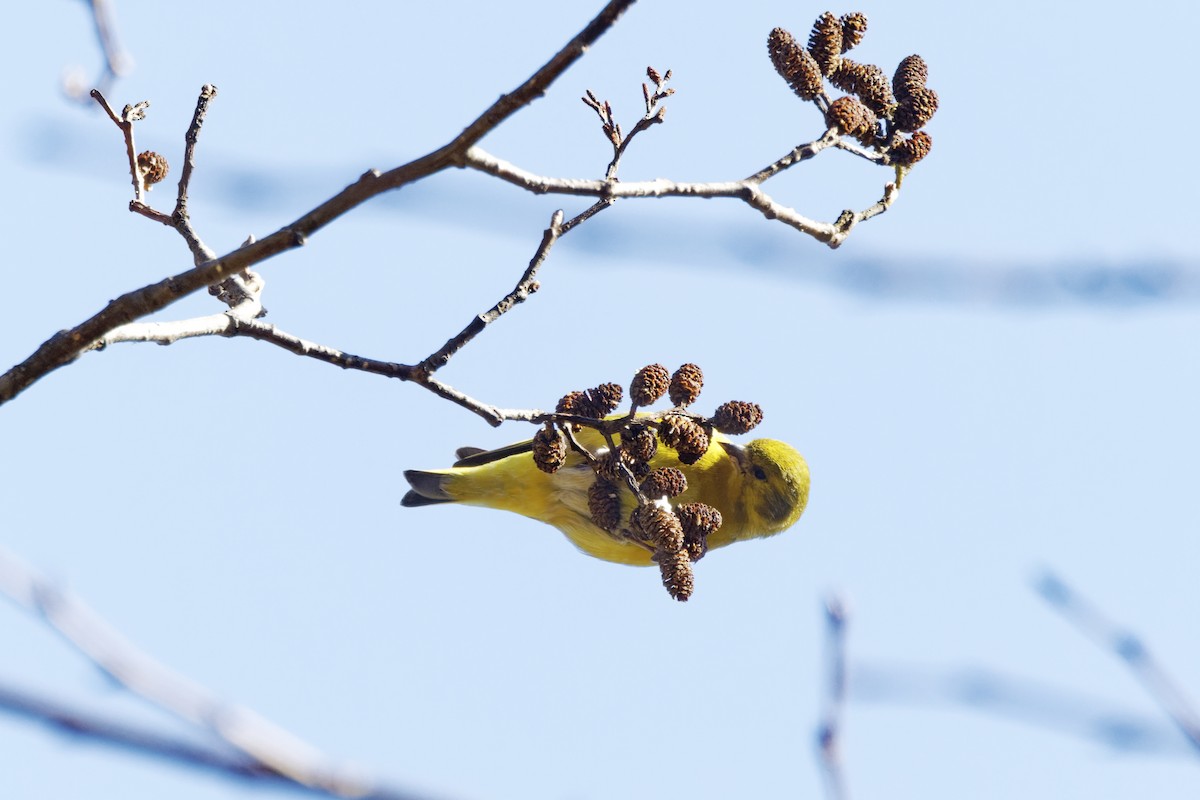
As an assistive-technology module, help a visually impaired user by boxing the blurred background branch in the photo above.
[62,0,133,102]
[0,546,439,800]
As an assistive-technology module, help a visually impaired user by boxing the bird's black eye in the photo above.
[753,466,768,481]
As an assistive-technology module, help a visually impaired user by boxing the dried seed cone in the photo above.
[676,502,723,538]
[768,27,824,101]
[839,12,868,51]
[676,502,723,561]
[587,480,622,532]
[826,95,878,145]
[808,12,843,76]
[711,401,764,435]
[893,86,938,132]
[630,364,670,407]
[627,458,652,481]
[641,467,688,499]
[556,390,587,416]
[890,130,933,166]
[137,150,169,186]
[532,425,567,473]
[656,547,694,601]
[658,415,710,465]
[832,60,895,117]
[595,449,625,483]
[893,54,929,99]
[587,383,624,417]
[633,503,685,552]
[669,363,704,407]
[621,424,658,465]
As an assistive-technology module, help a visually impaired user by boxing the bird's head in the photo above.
[721,438,810,537]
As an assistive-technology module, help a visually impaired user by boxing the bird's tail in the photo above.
[401,469,456,507]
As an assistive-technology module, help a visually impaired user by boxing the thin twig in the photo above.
[419,210,563,375]
[1035,571,1200,755]
[461,140,897,246]
[816,593,850,800]
[168,83,220,261]
[744,128,840,183]
[559,198,614,235]
[90,89,147,201]
[0,1,637,407]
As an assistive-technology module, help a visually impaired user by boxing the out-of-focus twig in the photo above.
[850,662,1190,755]
[816,593,850,800]
[1035,570,1200,756]
[63,0,133,101]
[0,546,427,799]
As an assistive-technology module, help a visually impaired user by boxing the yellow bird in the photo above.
[401,427,810,565]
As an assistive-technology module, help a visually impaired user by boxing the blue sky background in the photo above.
[2,1,1199,798]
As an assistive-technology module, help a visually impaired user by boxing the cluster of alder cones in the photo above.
[768,11,937,167]
[532,363,763,600]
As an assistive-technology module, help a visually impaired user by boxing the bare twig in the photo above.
[90,89,148,201]
[419,210,563,376]
[1035,571,1200,756]
[0,0,637,407]
[3,0,906,408]
[172,83,220,262]
[0,547,434,799]
[461,136,897,246]
[816,594,850,800]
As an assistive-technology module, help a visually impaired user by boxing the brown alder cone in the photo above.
[630,363,670,406]
[767,27,824,100]
[676,502,723,561]
[655,546,695,601]
[711,401,764,435]
[893,54,929,99]
[621,423,659,466]
[532,425,567,473]
[587,479,622,532]
[669,363,704,407]
[839,12,868,51]
[640,467,688,499]
[586,382,624,417]
[831,59,896,117]
[632,503,685,552]
[657,414,710,465]
[808,12,843,76]
[826,95,878,145]
[893,86,939,132]
[137,150,169,186]
[891,130,933,166]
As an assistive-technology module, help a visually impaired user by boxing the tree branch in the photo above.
[1036,571,1200,755]
[0,0,638,407]
[0,546,436,799]
[815,593,850,800]
[461,133,898,246]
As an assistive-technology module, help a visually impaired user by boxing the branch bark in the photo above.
[0,0,638,407]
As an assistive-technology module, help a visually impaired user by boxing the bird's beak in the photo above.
[719,440,746,469]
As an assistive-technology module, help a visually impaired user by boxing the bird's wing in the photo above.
[452,440,535,468]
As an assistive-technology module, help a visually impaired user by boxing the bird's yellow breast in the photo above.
[434,429,758,565]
